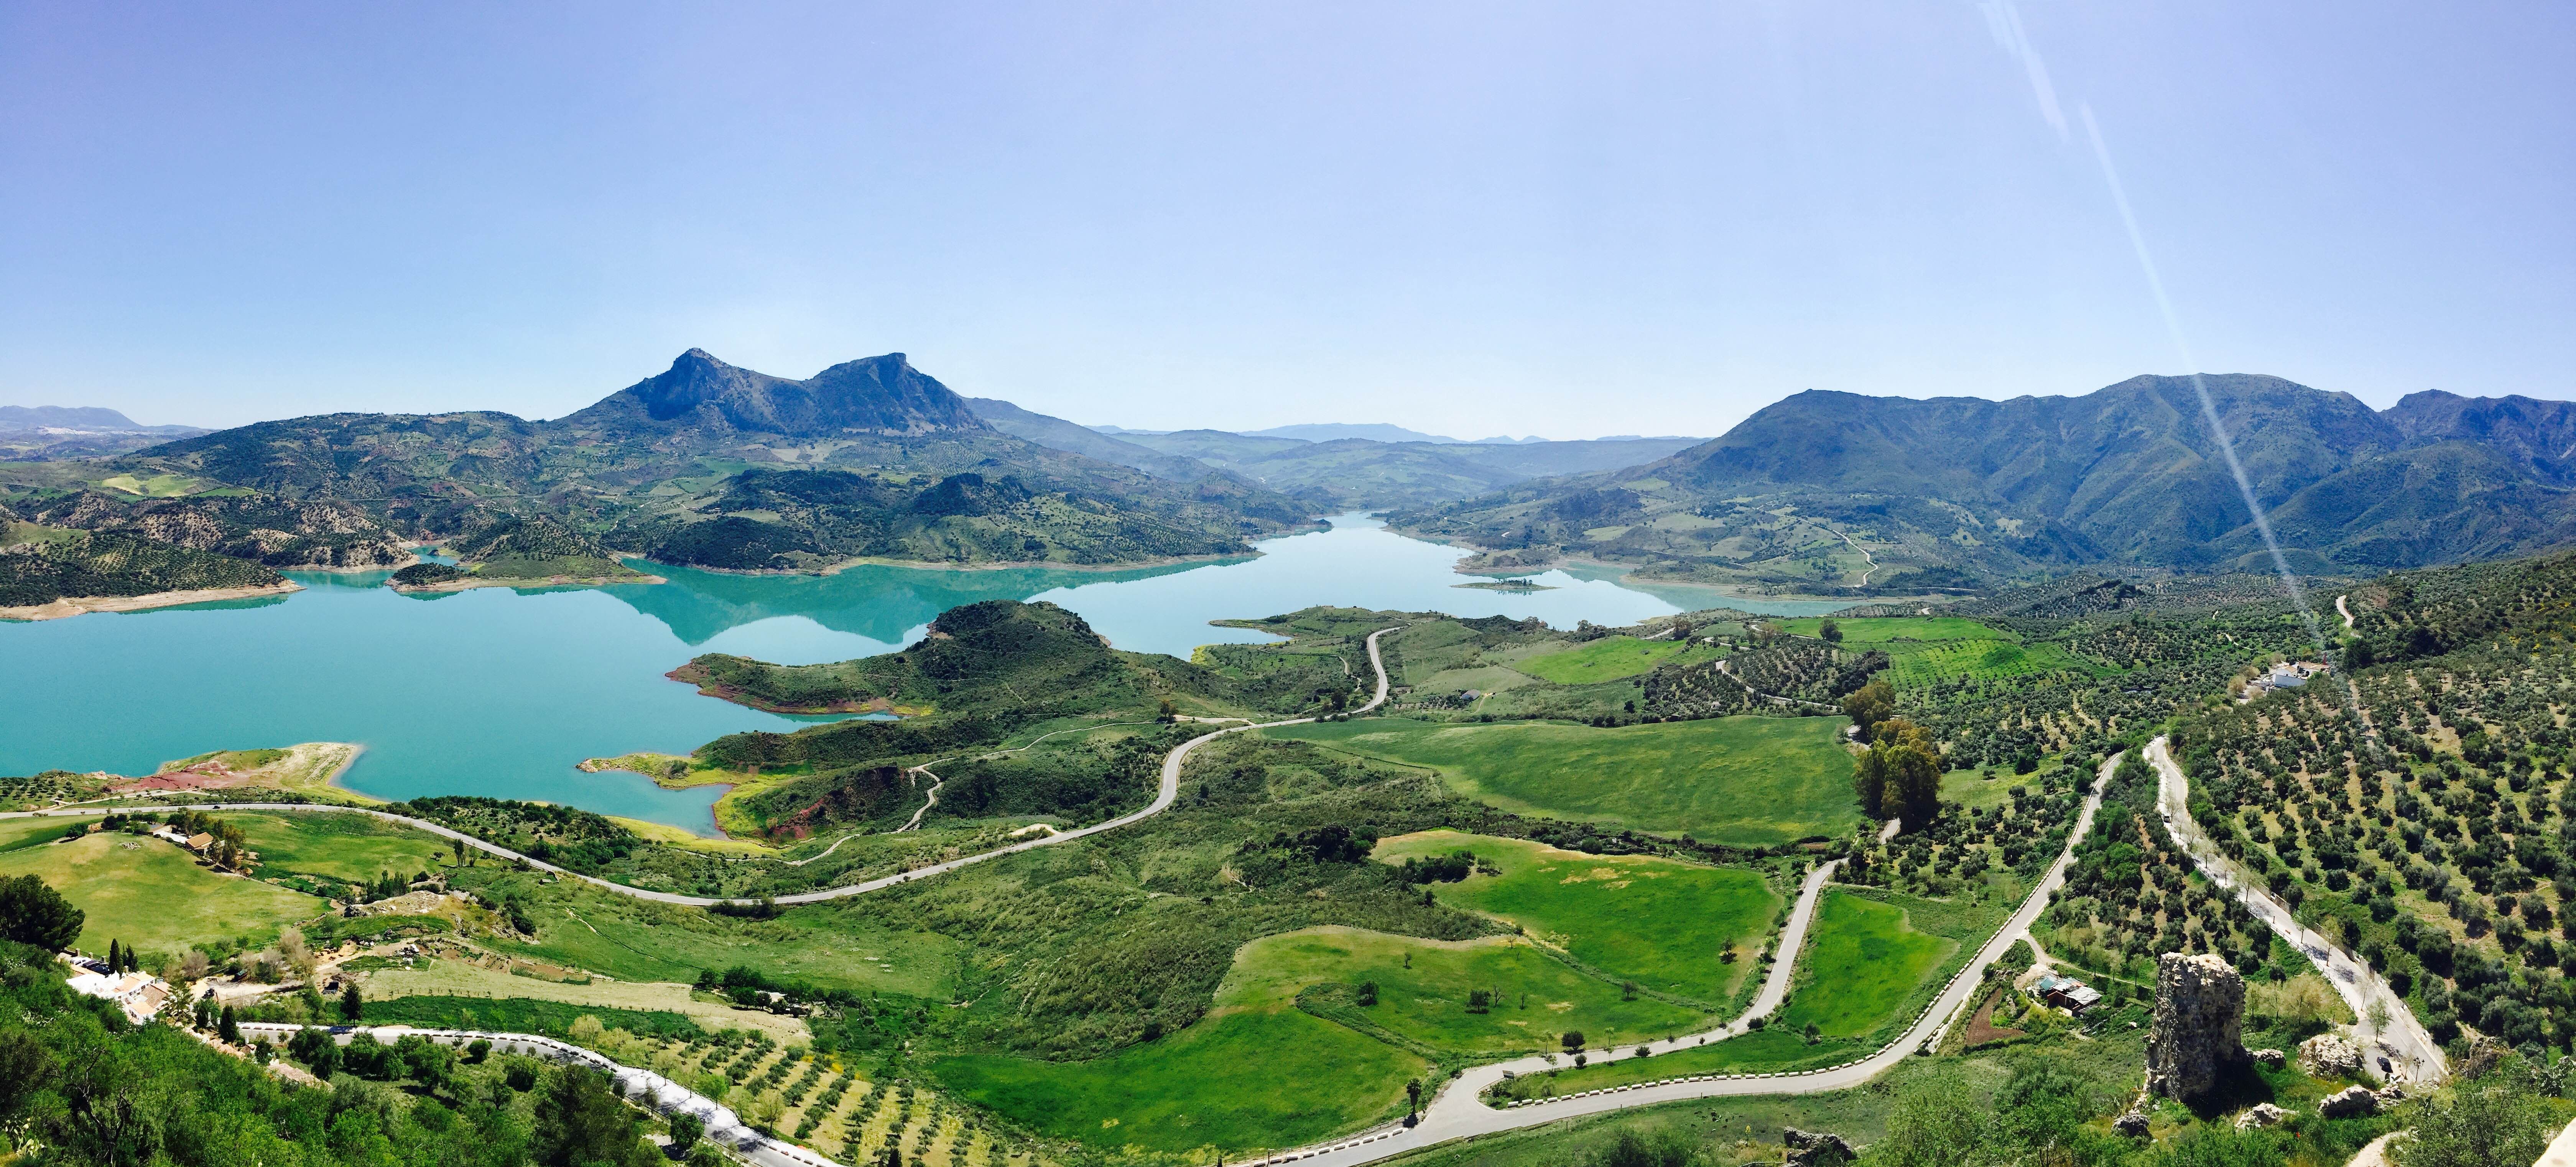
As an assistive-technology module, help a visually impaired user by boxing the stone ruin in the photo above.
[2144,952,2249,1103]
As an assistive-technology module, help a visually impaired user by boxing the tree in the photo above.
[1868,719,1944,828]
[1819,618,1843,643]
[533,1067,658,1167]
[668,1113,704,1155]
[1560,1030,1586,1052]
[340,982,365,1022]
[0,1029,56,1149]
[1842,679,1894,736]
[2395,1069,2563,1167]
[0,874,84,951]
[451,836,467,865]
[1405,1078,1422,1120]
[217,1005,240,1045]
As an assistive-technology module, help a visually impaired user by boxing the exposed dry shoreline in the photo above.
[0,580,304,622]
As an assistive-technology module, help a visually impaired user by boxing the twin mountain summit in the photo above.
[9,348,2576,603]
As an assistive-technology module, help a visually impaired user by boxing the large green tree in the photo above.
[0,876,83,952]
[533,1066,662,1167]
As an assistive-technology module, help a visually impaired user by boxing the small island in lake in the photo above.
[1453,576,1555,592]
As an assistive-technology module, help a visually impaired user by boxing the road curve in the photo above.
[1,628,1403,909]
[1275,752,2120,1167]
[2338,593,2356,632]
[237,1021,830,1167]
[2143,735,2444,1083]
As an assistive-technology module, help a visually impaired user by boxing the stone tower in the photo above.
[2145,952,2248,1101]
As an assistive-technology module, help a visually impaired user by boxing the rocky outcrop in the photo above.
[2300,1033,2363,1078]
[2319,1085,2380,1118]
[1783,1129,1855,1167]
[2234,1103,2292,1130]
[2249,1047,2286,1070]
[2145,953,2248,1102]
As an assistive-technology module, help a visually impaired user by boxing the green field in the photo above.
[1772,891,1955,1039]
[0,833,322,955]
[454,870,960,999]
[1269,717,1859,846]
[1774,617,2008,644]
[0,817,76,855]
[1371,832,1777,1003]
[1509,636,1726,684]
[1225,927,1703,1055]
[935,924,1719,1152]
[236,812,454,883]
[1883,639,2097,687]
[934,929,1433,1154]
[1771,617,2096,687]
[1489,1027,1856,1100]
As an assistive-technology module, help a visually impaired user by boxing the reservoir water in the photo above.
[0,515,1850,832]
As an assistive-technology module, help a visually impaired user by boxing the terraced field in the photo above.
[616,1031,1035,1167]
[1772,616,2098,687]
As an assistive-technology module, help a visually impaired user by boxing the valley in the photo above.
[14,379,2576,1167]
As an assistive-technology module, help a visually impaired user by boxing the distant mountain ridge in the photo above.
[1392,373,2576,591]
[563,350,986,438]
[2,405,208,460]
[79,350,1311,575]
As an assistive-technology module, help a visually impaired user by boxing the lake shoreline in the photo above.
[389,571,666,594]
[0,580,305,622]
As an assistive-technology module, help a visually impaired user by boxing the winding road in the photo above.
[2143,736,2445,1084]
[24,641,2147,1166]
[0,629,1402,911]
[1269,751,2120,1167]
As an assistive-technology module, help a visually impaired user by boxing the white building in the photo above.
[61,959,173,1023]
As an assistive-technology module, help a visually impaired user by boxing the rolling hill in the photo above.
[1391,373,2576,592]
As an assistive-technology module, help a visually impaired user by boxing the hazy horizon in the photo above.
[5,2,2568,434]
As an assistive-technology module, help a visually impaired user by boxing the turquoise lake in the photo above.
[0,515,1851,832]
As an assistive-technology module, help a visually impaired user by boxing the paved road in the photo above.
[2143,735,2446,1084]
[237,1021,833,1167]
[1270,753,2120,1167]
[2,628,1402,910]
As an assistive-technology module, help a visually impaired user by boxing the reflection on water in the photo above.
[0,514,1856,832]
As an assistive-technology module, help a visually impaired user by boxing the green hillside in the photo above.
[1391,373,2576,591]
[0,528,285,608]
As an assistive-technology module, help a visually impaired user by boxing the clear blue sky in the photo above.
[3,2,2567,434]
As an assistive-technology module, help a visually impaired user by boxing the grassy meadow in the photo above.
[1371,831,1778,1003]
[0,832,320,954]
[450,868,960,1000]
[1770,890,1955,1039]
[1508,636,1726,685]
[933,935,1431,1154]
[1223,927,1704,1054]
[934,921,1726,1153]
[235,811,455,882]
[1268,717,1858,846]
